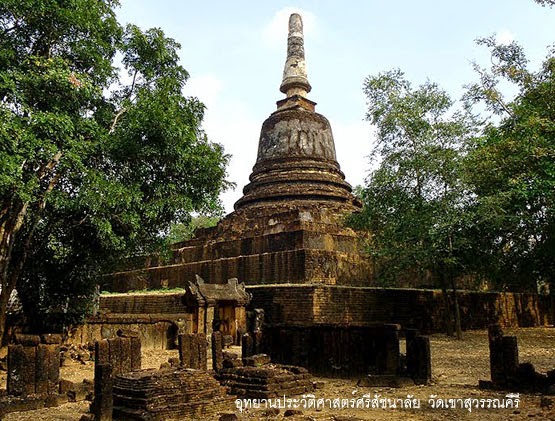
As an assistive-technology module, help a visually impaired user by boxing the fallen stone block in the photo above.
[243,354,271,367]
[313,380,327,389]
[59,379,75,394]
[285,409,303,417]
[44,393,69,407]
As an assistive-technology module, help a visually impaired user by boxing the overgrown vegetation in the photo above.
[351,35,555,299]
[0,0,230,336]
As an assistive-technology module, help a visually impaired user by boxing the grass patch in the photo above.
[100,287,186,295]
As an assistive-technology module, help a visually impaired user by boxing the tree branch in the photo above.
[109,69,139,134]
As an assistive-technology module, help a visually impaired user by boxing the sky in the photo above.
[116,1,555,214]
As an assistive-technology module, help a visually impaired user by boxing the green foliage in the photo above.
[350,70,477,286]
[355,36,555,293]
[100,287,185,295]
[463,38,555,290]
[0,1,230,333]
[166,215,220,245]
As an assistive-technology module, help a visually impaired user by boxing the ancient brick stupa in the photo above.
[108,13,371,291]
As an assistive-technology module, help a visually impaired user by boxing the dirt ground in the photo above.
[2,327,555,420]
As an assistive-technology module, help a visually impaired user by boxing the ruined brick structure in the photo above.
[93,14,552,376]
[106,13,371,292]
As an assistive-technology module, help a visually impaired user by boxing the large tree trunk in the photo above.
[0,285,11,345]
[450,277,463,340]
[440,268,462,339]
[0,153,61,342]
[0,206,27,343]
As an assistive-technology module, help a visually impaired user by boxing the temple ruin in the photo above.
[107,13,371,292]
[94,14,551,378]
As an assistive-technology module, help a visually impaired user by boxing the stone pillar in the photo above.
[242,333,254,358]
[93,363,113,421]
[502,336,519,383]
[7,345,26,396]
[488,324,505,386]
[412,336,432,384]
[107,338,122,375]
[95,339,110,365]
[178,333,208,370]
[198,308,206,335]
[376,324,400,375]
[235,306,247,344]
[120,338,132,375]
[178,334,193,368]
[253,309,264,355]
[197,334,208,370]
[206,306,215,337]
[130,337,142,371]
[212,331,224,372]
[405,328,418,378]
[406,329,431,384]
[35,344,54,394]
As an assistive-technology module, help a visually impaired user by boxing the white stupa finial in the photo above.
[280,13,311,98]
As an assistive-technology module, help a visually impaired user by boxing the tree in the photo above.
[0,1,230,336]
[463,37,555,291]
[535,0,555,7]
[166,215,220,245]
[349,70,478,337]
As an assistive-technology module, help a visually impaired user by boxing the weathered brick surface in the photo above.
[95,337,140,376]
[69,317,182,350]
[248,285,552,332]
[217,364,313,399]
[113,368,230,420]
[7,342,60,397]
[103,203,373,292]
[178,333,207,370]
[99,293,188,314]
[243,285,550,376]
[262,325,390,376]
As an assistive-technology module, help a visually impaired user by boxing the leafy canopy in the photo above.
[349,70,477,286]
[463,37,555,290]
[0,0,230,332]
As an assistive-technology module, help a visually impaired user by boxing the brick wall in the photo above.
[248,285,552,376]
[99,293,188,314]
[247,285,552,332]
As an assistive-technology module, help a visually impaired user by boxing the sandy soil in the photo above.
[2,327,555,420]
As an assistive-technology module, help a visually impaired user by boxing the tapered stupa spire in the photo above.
[280,13,311,98]
[233,12,360,212]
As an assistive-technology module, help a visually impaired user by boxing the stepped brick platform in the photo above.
[106,205,372,292]
[103,14,372,293]
[112,368,230,420]
[217,364,313,399]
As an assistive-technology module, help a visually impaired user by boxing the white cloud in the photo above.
[495,29,515,45]
[262,7,318,48]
